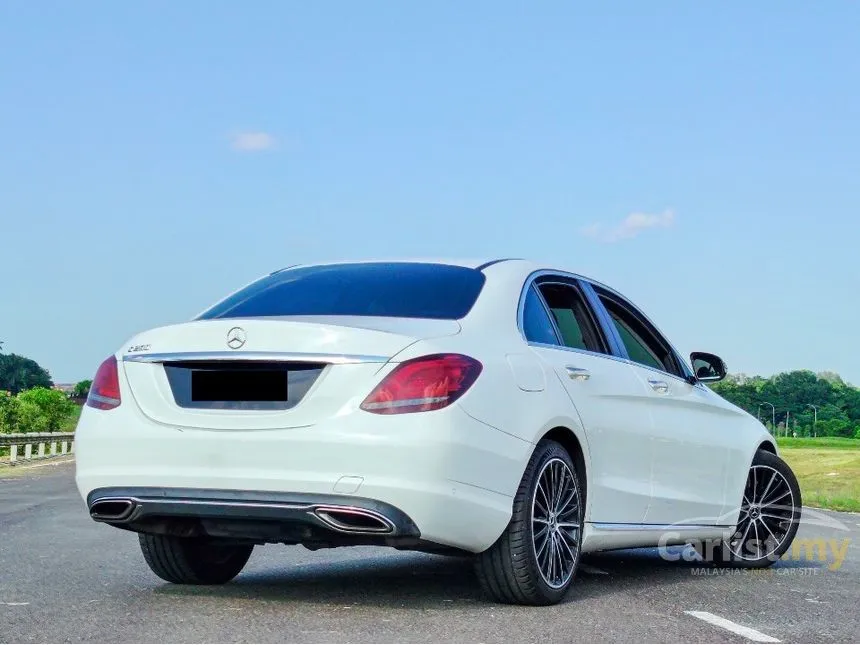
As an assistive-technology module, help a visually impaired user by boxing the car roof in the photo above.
[272,258,524,273]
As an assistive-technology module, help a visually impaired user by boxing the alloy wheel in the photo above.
[531,457,581,589]
[729,464,796,561]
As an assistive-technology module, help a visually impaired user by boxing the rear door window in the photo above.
[197,263,486,320]
[536,282,608,354]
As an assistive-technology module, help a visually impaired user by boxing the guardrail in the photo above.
[0,433,75,465]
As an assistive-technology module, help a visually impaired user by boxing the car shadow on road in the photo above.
[150,544,829,608]
[155,551,486,607]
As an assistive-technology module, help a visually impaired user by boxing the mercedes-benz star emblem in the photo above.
[226,327,246,350]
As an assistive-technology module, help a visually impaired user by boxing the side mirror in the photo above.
[690,352,727,382]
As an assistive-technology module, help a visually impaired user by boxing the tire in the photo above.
[138,534,254,584]
[698,449,802,568]
[475,440,584,605]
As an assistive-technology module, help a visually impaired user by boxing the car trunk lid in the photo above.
[120,316,459,430]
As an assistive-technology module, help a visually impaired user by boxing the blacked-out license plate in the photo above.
[191,369,288,402]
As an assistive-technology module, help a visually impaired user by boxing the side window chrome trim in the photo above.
[526,341,632,366]
[620,358,696,385]
[527,341,695,382]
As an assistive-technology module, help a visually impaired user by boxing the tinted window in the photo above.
[538,283,607,353]
[522,286,559,345]
[198,263,486,320]
[608,310,664,371]
[598,293,683,376]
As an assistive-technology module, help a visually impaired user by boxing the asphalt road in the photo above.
[1,461,858,643]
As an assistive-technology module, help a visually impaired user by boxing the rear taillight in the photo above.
[86,356,121,410]
[360,353,482,415]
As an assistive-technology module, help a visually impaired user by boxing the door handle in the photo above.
[565,366,591,381]
[648,379,669,393]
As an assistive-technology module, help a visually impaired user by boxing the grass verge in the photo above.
[778,442,860,512]
[777,436,860,450]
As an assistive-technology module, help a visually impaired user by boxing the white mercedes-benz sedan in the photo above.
[75,259,801,605]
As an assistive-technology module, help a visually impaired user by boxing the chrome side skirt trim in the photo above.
[122,351,390,364]
[591,522,732,531]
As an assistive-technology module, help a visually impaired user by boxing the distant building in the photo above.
[52,383,75,394]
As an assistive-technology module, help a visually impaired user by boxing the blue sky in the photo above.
[1,1,858,384]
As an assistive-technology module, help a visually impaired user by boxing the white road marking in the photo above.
[579,564,609,575]
[685,611,780,643]
[1,602,29,606]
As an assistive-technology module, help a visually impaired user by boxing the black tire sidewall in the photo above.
[138,534,253,584]
[185,539,254,584]
[516,440,583,603]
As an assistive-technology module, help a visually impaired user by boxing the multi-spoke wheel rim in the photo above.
[531,457,581,589]
[729,464,796,561]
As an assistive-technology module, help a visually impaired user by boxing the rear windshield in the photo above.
[196,262,486,320]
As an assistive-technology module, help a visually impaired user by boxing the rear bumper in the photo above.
[87,486,427,548]
[75,402,530,552]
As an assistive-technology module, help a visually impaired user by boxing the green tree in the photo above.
[817,418,851,437]
[16,399,49,434]
[817,371,845,386]
[836,385,860,421]
[16,387,74,432]
[817,403,848,423]
[0,353,52,394]
[72,380,92,399]
[708,375,764,416]
[0,391,21,433]
[709,369,860,438]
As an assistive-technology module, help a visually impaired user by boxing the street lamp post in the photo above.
[807,404,818,437]
[760,402,776,434]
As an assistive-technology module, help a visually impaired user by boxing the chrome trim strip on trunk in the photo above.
[122,351,390,364]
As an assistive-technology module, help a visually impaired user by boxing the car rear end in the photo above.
[75,262,524,553]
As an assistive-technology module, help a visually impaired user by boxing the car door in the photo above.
[589,284,730,525]
[522,277,653,523]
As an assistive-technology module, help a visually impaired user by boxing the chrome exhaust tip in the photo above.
[313,505,395,534]
[90,498,136,522]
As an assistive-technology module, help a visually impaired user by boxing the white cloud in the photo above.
[229,131,276,152]
[582,209,675,243]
